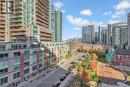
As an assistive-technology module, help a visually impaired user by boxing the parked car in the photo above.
[82,55,85,58]
[52,81,61,87]
[65,71,71,75]
[68,66,73,71]
[70,62,75,64]
[71,64,75,68]
[60,75,67,81]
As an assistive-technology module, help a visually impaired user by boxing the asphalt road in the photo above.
[34,53,85,87]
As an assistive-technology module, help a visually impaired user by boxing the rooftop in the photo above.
[116,49,130,55]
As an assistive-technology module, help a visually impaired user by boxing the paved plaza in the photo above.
[97,63,128,87]
[98,64,126,81]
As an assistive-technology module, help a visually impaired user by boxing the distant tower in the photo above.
[82,25,95,43]
[98,25,108,44]
[50,4,62,42]
[128,12,130,49]
[55,10,62,42]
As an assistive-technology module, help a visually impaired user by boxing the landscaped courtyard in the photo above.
[97,63,126,84]
[68,48,128,87]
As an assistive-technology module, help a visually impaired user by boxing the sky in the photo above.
[51,0,130,40]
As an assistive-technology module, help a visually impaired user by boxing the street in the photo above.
[27,53,85,87]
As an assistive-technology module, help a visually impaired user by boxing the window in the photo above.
[11,45,17,50]
[0,68,8,75]
[14,64,20,71]
[13,72,20,79]
[39,53,42,57]
[32,65,37,71]
[23,45,27,48]
[39,63,42,68]
[24,61,29,67]
[0,53,8,60]
[24,50,30,54]
[0,77,8,85]
[12,80,20,87]
[14,52,21,57]
[33,50,37,54]
[0,45,5,51]
[39,58,42,61]
[24,56,30,62]
[24,68,29,75]
[14,58,20,64]
[0,60,8,68]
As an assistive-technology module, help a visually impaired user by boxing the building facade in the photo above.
[82,25,95,43]
[94,32,99,44]
[0,41,70,86]
[0,0,64,43]
[98,26,108,44]
[50,4,62,42]
[42,42,70,63]
[55,10,62,42]
[0,1,66,86]
[111,22,128,48]
[1,0,52,42]
[0,0,11,42]
[108,24,113,45]
[0,42,57,86]
[128,12,130,49]
[50,5,56,42]
[112,49,130,71]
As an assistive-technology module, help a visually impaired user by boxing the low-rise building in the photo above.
[0,41,70,86]
[0,42,56,87]
[112,49,130,71]
[42,42,70,63]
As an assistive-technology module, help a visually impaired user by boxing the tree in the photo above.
[95,50,108,63]
[68,75,90,87]
[77,45,87,53]
[81,58,90,69]
[66,50,72,58]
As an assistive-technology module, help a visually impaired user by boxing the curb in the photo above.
[110,65,128,82]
